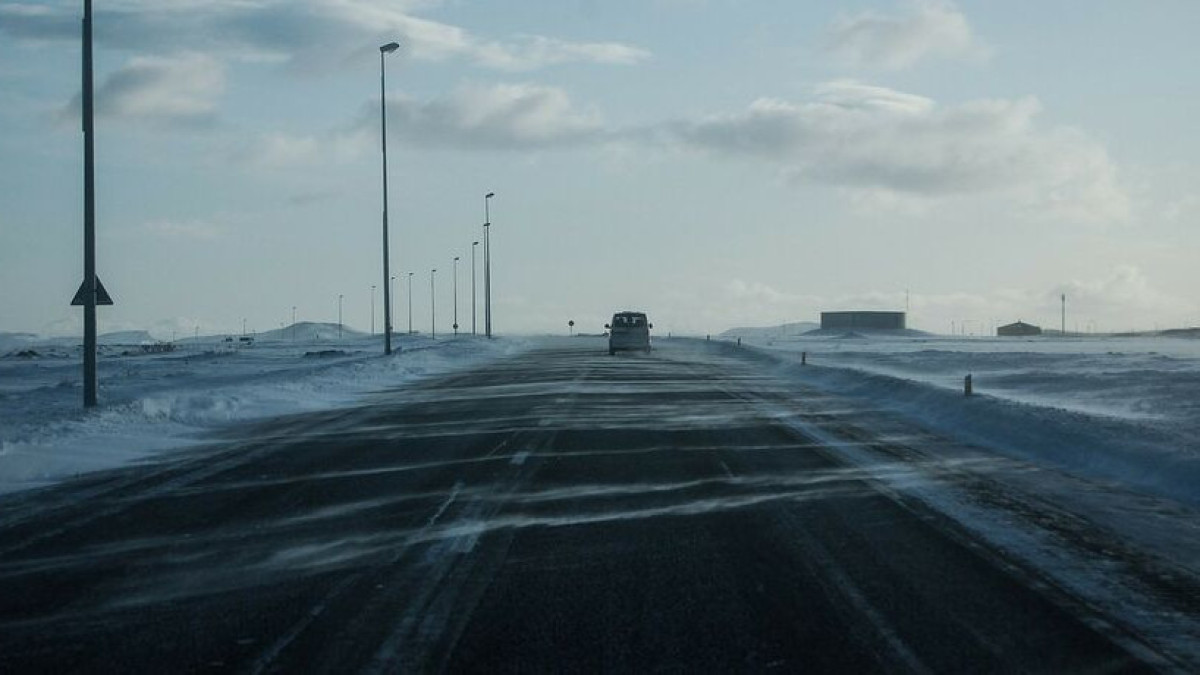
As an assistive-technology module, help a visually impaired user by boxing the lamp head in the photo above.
[485,192,495,199]
[380,42,400,54]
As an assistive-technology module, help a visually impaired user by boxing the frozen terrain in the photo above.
[726,332,1200,507]
[0,325,527,494]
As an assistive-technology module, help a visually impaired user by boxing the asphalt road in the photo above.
[0,340,1163,672]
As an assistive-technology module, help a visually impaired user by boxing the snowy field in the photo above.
[0,326,529,494]
[730,332,1200,507]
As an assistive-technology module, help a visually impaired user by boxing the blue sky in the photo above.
[2,0,1198,337]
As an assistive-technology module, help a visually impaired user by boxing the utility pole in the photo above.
[379,41,400,355]
[471,241,478,335]
[484,192,495,338]
[453,256,460,335]
[1061,293,1066,337]
[430,268,437,339]
[81,0,98,407]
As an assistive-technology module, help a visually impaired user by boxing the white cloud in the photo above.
[0,1,650,72]
[825,0,988,70]
[684,266,1194,334]
[383,82,605,149]
[60,53,225,128]
[669,80,1129,223]
[245,82,605,165]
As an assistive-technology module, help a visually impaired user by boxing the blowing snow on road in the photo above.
[1,338,1195,672]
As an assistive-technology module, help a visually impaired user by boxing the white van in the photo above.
[606,311,652,355]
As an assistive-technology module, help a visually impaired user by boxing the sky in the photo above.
[1,0,1198,338]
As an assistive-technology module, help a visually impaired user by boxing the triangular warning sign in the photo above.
[70,277,114,306]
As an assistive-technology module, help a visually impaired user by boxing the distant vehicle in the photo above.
[606,311,653,355]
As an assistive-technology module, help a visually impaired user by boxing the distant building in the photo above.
[820,311,906,331]
[997,321,1042,337]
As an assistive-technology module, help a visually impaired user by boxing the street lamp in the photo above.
[484,191,495,338]
[407,271,414,334]
[453,256,460,335]
[379,40,400,355]
[430,268,437,339]
[471,241,479,335]
[292,306,296,341]
[370,285,376,335]
[390,275,395,335]
[338,293,344,340]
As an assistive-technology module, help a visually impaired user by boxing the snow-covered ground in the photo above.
[728,332,1200,507]
[687,333,1200,665]
[0,326,528,494]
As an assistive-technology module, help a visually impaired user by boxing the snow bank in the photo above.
[0,336,528,494]
[718,337,1200,506]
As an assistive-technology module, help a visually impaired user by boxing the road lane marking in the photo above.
[427,481,464,528]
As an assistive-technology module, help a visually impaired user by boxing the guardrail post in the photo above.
[964,373,973,397]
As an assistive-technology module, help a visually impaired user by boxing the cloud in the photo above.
[667,80,1129,223]
[244,82,605,165]
[0,1,650,72]
[380,82,606,149]
[824,0,988,70]
[674,266,1194,334]
[59,53,225,128]
[1052,265,1188,321]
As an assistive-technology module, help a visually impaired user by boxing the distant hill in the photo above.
[98,330,156,345]
[0,332,40,351]
[251,322,368,343]
[719,322,820,339]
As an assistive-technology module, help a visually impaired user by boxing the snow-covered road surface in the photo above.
[0,338,1193,671]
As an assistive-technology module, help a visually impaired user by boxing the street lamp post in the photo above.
[453,256,460,335]
[338,293,344,340]
[379,40,400,355]
[81,0,98,407]
[292,306,296,341]
[370,285,376,335]
[471,241,479,335]
[484,192,495,338]
[390,275,395,335]
[430,268,437,339]
[407,271,414,334]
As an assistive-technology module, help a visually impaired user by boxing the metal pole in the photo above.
[338,294,343,340]
[292,306,296,341]
[1061,294,1066,337]
[370,285,375,334]
[471,241,478,335]
[82,0,97,407]
[484,192,494,338]
[430,269,437,339]
[379,43,399,355]
[407,272,413,334]
[453,256,459,335]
